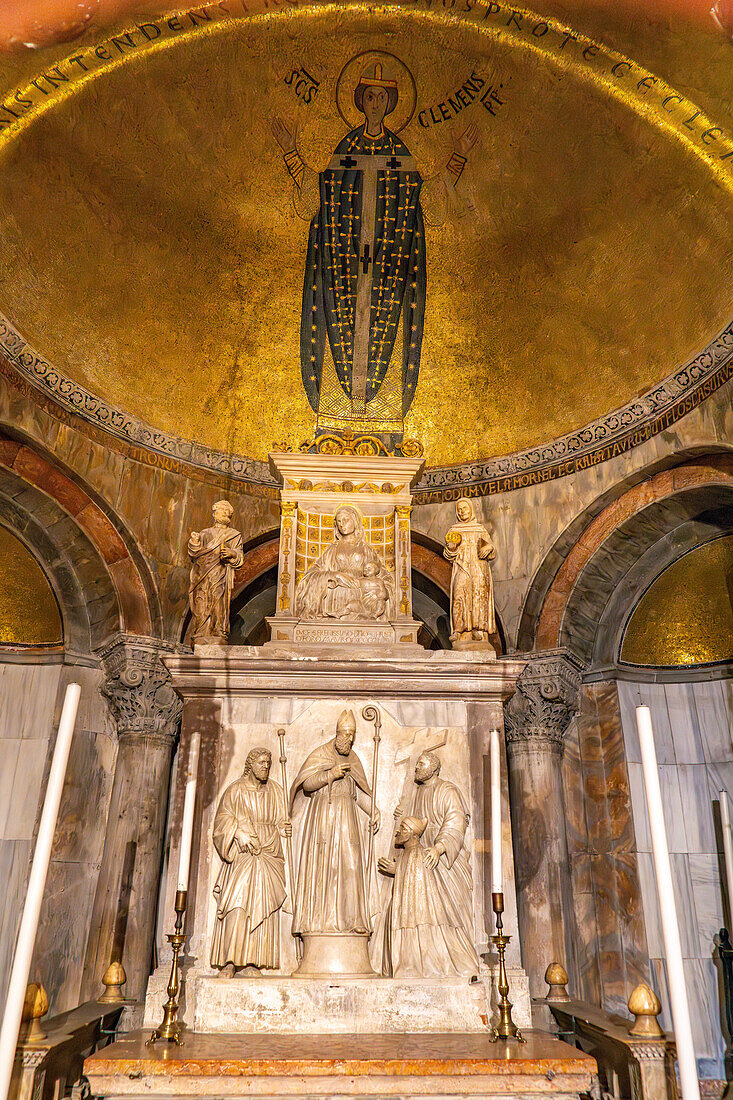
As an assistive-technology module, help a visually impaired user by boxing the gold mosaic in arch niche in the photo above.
[0,3,731,464]
[621,536,733,668]
[0,527,63,648]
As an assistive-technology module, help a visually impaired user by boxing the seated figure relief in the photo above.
[294,505,396,621]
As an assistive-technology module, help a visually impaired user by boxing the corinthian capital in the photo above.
[504,648,585,754]
[99,633,183,745]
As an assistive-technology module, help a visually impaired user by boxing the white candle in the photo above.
[636,706,700,1100]
[0,683,81,1100]
[176,732,201,892]
[490,728,503,894]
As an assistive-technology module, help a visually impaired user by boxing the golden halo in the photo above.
[336,51,417,136]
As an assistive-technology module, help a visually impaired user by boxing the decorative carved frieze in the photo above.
[99,634,183,745]
[503,649,585,754]
[2,306,731,498]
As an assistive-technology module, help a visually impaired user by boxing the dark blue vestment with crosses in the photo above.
[300,125,426,417]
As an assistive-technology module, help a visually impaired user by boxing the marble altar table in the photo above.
[84,1030,597,1100]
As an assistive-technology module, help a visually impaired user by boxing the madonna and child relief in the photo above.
[208,704,481,981]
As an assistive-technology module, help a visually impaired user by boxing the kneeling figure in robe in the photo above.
[376,752,480,978]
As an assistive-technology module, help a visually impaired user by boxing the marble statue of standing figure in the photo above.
[375,751,479,978]
[188,499,244,643]
[289,709,380,937]
[211,747,291,976]
[293,505,395,621]
[443,497,496,651]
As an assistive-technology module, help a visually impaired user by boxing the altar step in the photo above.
[84,1030,596,1100]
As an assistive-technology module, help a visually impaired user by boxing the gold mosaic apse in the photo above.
[0,526,63,647]
[621,536,733,667]
[0,2,731,466]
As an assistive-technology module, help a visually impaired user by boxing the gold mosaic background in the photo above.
[0,4,731,465]
[0,526,63,647]
[621,536,733,667]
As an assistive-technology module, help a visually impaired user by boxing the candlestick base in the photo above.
[147,889,187,1046]
[488,891,525,1043]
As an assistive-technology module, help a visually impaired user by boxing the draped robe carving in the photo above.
[290,739,374,934]
[294,505,396,621]
[211,774,287,970]
[376,776,479,977]
[444,499,496,643]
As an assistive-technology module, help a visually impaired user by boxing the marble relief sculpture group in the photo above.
[184,464,497,985]
[187,495,496,649]
[293,505,396,621]
[210,709,480,980]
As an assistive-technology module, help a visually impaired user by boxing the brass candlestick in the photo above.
[489,891,525,1043]
[147,889,187,1046]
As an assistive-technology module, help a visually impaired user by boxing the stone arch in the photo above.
[519,453,733,665]
[0,465,116,652]
[0,429,161,641]
[596,503,733,668]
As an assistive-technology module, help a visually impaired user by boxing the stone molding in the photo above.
[99,633,183,745]
[164,648,527,702]
[627,1041,671,1061]
[503,649,585,754]
[1,311,731,495]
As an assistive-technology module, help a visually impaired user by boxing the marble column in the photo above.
[81,634,182,1007]
[503,649,583,998]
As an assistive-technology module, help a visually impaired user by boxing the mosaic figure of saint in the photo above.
[273,56,477,432]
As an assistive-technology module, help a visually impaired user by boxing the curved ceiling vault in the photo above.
[0,0,731,488]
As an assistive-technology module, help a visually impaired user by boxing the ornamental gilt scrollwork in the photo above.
[99,634,183,745]
[272,433,424,458]
[503,649,585,754]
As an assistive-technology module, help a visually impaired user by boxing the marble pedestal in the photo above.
[143,969,531,1035]
[149,645,529,1039]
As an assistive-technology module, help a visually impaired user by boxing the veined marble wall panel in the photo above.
[0,659,116,1015]
[0,660,62,1009]
[563,682,650,1016]
[617,678,732,1078]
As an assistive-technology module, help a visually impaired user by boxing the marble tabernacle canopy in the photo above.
[264,451,425,648]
